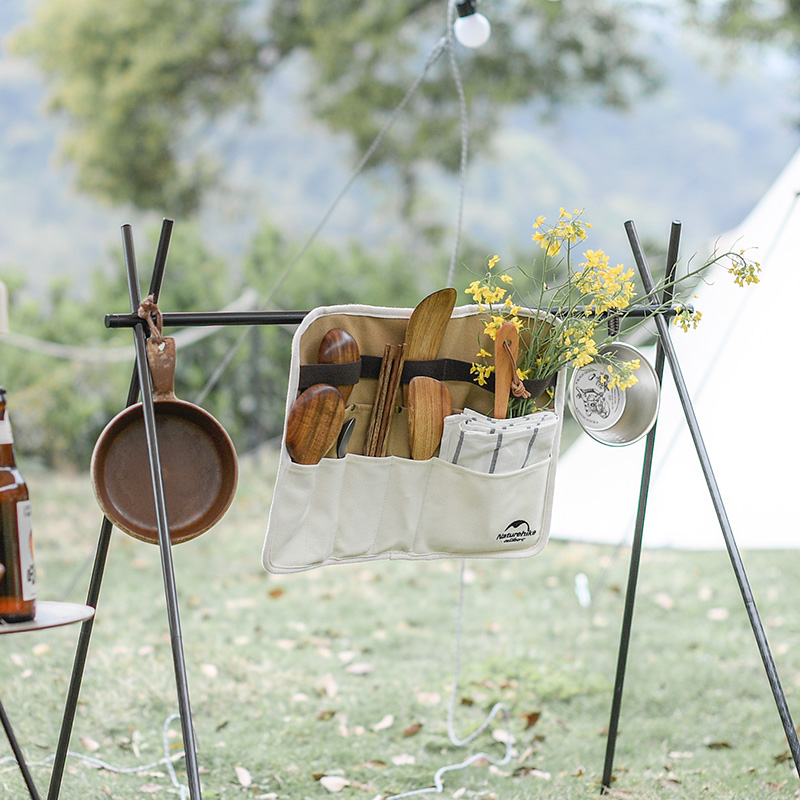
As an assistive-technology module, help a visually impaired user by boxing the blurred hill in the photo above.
[1,3,799,297]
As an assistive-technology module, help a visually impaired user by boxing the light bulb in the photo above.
[453,1,491,48]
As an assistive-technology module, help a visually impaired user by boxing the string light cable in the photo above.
[387,560,514,800]
[0,713,190,800]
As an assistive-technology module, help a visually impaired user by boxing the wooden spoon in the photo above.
[402,288,457,404]
[318,328,360,403]
[286,384,345,465]
[493,322,519,419]
[408,376,453,460]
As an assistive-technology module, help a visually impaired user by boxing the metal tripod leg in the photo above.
[122,224,203,800]
[602,221,800,790]
[47,220,173,800]
[601,220,679,791]
[1,695,41,800]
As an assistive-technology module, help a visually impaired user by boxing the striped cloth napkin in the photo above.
[438,407,559,474]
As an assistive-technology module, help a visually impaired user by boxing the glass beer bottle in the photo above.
[0,387,36,621]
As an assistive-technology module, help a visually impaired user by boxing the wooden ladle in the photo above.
[286,384,345,465]
[318,328,360,403]
[408,376,453,460]
[493,321,519,419]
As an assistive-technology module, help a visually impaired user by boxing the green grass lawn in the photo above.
[2,451,799,799]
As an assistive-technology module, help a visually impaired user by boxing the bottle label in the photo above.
[16,500,36,601]
[0,415,12,445]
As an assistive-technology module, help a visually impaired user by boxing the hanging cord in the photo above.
[502,340,532,400]
[137,295,165,343]
[193,35,449,406]
[387,560,513,800]
[0,713,189,799]
[445,0,470,289]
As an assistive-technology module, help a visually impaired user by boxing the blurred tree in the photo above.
[683,0,800,45]
[11,0,658,216]
[0,223,240,466]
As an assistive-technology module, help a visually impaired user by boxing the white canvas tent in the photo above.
[549,147,800,550]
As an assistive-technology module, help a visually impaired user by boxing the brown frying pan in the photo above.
[91,336,238,545]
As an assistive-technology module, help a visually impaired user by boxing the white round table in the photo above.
[1,601,95,799]
[0,601,94,634]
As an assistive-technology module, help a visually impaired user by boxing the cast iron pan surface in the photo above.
[91,337,238,544]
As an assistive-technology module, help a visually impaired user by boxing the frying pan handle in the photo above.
[146,337,178,400]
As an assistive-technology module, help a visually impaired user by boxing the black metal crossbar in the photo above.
[103,303,680,331]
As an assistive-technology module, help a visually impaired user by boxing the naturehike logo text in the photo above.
[497,520,538,544]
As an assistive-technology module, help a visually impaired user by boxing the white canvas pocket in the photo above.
[262,303,565,573]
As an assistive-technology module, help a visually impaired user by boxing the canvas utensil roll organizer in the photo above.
[263,302,567,573]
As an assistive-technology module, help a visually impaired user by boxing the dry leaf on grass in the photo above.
[391,754,416,766]
[201,663,218,679]
[235,765,252,787]
[322,673,338,697]
[319,775,351,792]
[522,711,541,730]
[654,592,674,610]
[81,736,100,752]
[371,714,394,731]
[346,662,374,675]
[492,728,515,745]
[514,766,555,780]
[403,723,422,737]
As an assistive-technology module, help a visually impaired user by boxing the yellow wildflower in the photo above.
[469,363,495,386]
[483,316,506,340]
[728,259,761,287]
[504,297,521,315]
[465,280,482,299]
[484,286,507,304]
[673,306,703,332]
[488,254,501,270]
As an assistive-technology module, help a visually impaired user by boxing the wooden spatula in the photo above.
[286,384,345,464]
[318,328,360,403]
[493,321,519,419]
[408,376,453,460]
[402,288,457,404]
